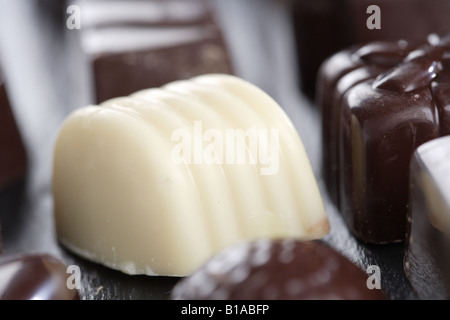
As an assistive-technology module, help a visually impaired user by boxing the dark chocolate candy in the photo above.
[317,40,411,206]
[0,253,80,300]
[405,136,450,299]
[171,239,385,300]
[318,34,450,243]
[290,0,450,99]
[75,0,233,103]
[0,68,27,193]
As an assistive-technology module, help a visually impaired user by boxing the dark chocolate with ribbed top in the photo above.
[318,40,411,207]
[318,33,450,243]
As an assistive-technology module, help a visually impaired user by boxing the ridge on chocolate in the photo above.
[405,136,450,299]
[52,74,329,277]
[318,33,450,243]
[171,239,386,300]
[72,0,233,103]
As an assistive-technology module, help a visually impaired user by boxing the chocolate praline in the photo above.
[0,253,80,300]
[171,239,386,300]
[317,40,411,207]
[318,33,450,243]
[73,0,233,103]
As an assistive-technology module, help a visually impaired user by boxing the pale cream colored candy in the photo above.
[52,74,329,276]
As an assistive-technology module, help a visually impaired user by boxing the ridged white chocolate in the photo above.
[52,74,329,276]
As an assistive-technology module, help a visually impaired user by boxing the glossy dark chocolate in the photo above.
[291,0,450,99]
[0,68,27,192]
[76,0,233,103]
[405,136,450,299]
[318,40,410,206]
[0,254,80,300]
[319,34,450,243]
[171,239,385,300]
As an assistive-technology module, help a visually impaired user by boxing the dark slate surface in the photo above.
[0,0,417,300]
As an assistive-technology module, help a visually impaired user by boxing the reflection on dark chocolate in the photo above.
[318,40,411,207]
[318,34,450,243]
[405,136,450,299]
[0,68,27,193]
[75,0,233,103]
[0,254,80,300]
[291,0,450,99]
[171,239,385,300]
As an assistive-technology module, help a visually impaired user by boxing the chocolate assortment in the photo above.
[5,0,450,300]
[0,253,79,300]
[74,0,233,103]
[171,239,386,300]
[405,136,450,299]
[318,34,450,243]
[291,0,450,99]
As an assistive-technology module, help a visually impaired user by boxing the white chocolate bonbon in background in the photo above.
[53,74,329,276]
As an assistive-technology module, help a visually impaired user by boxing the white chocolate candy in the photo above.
[52,74,329,276]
